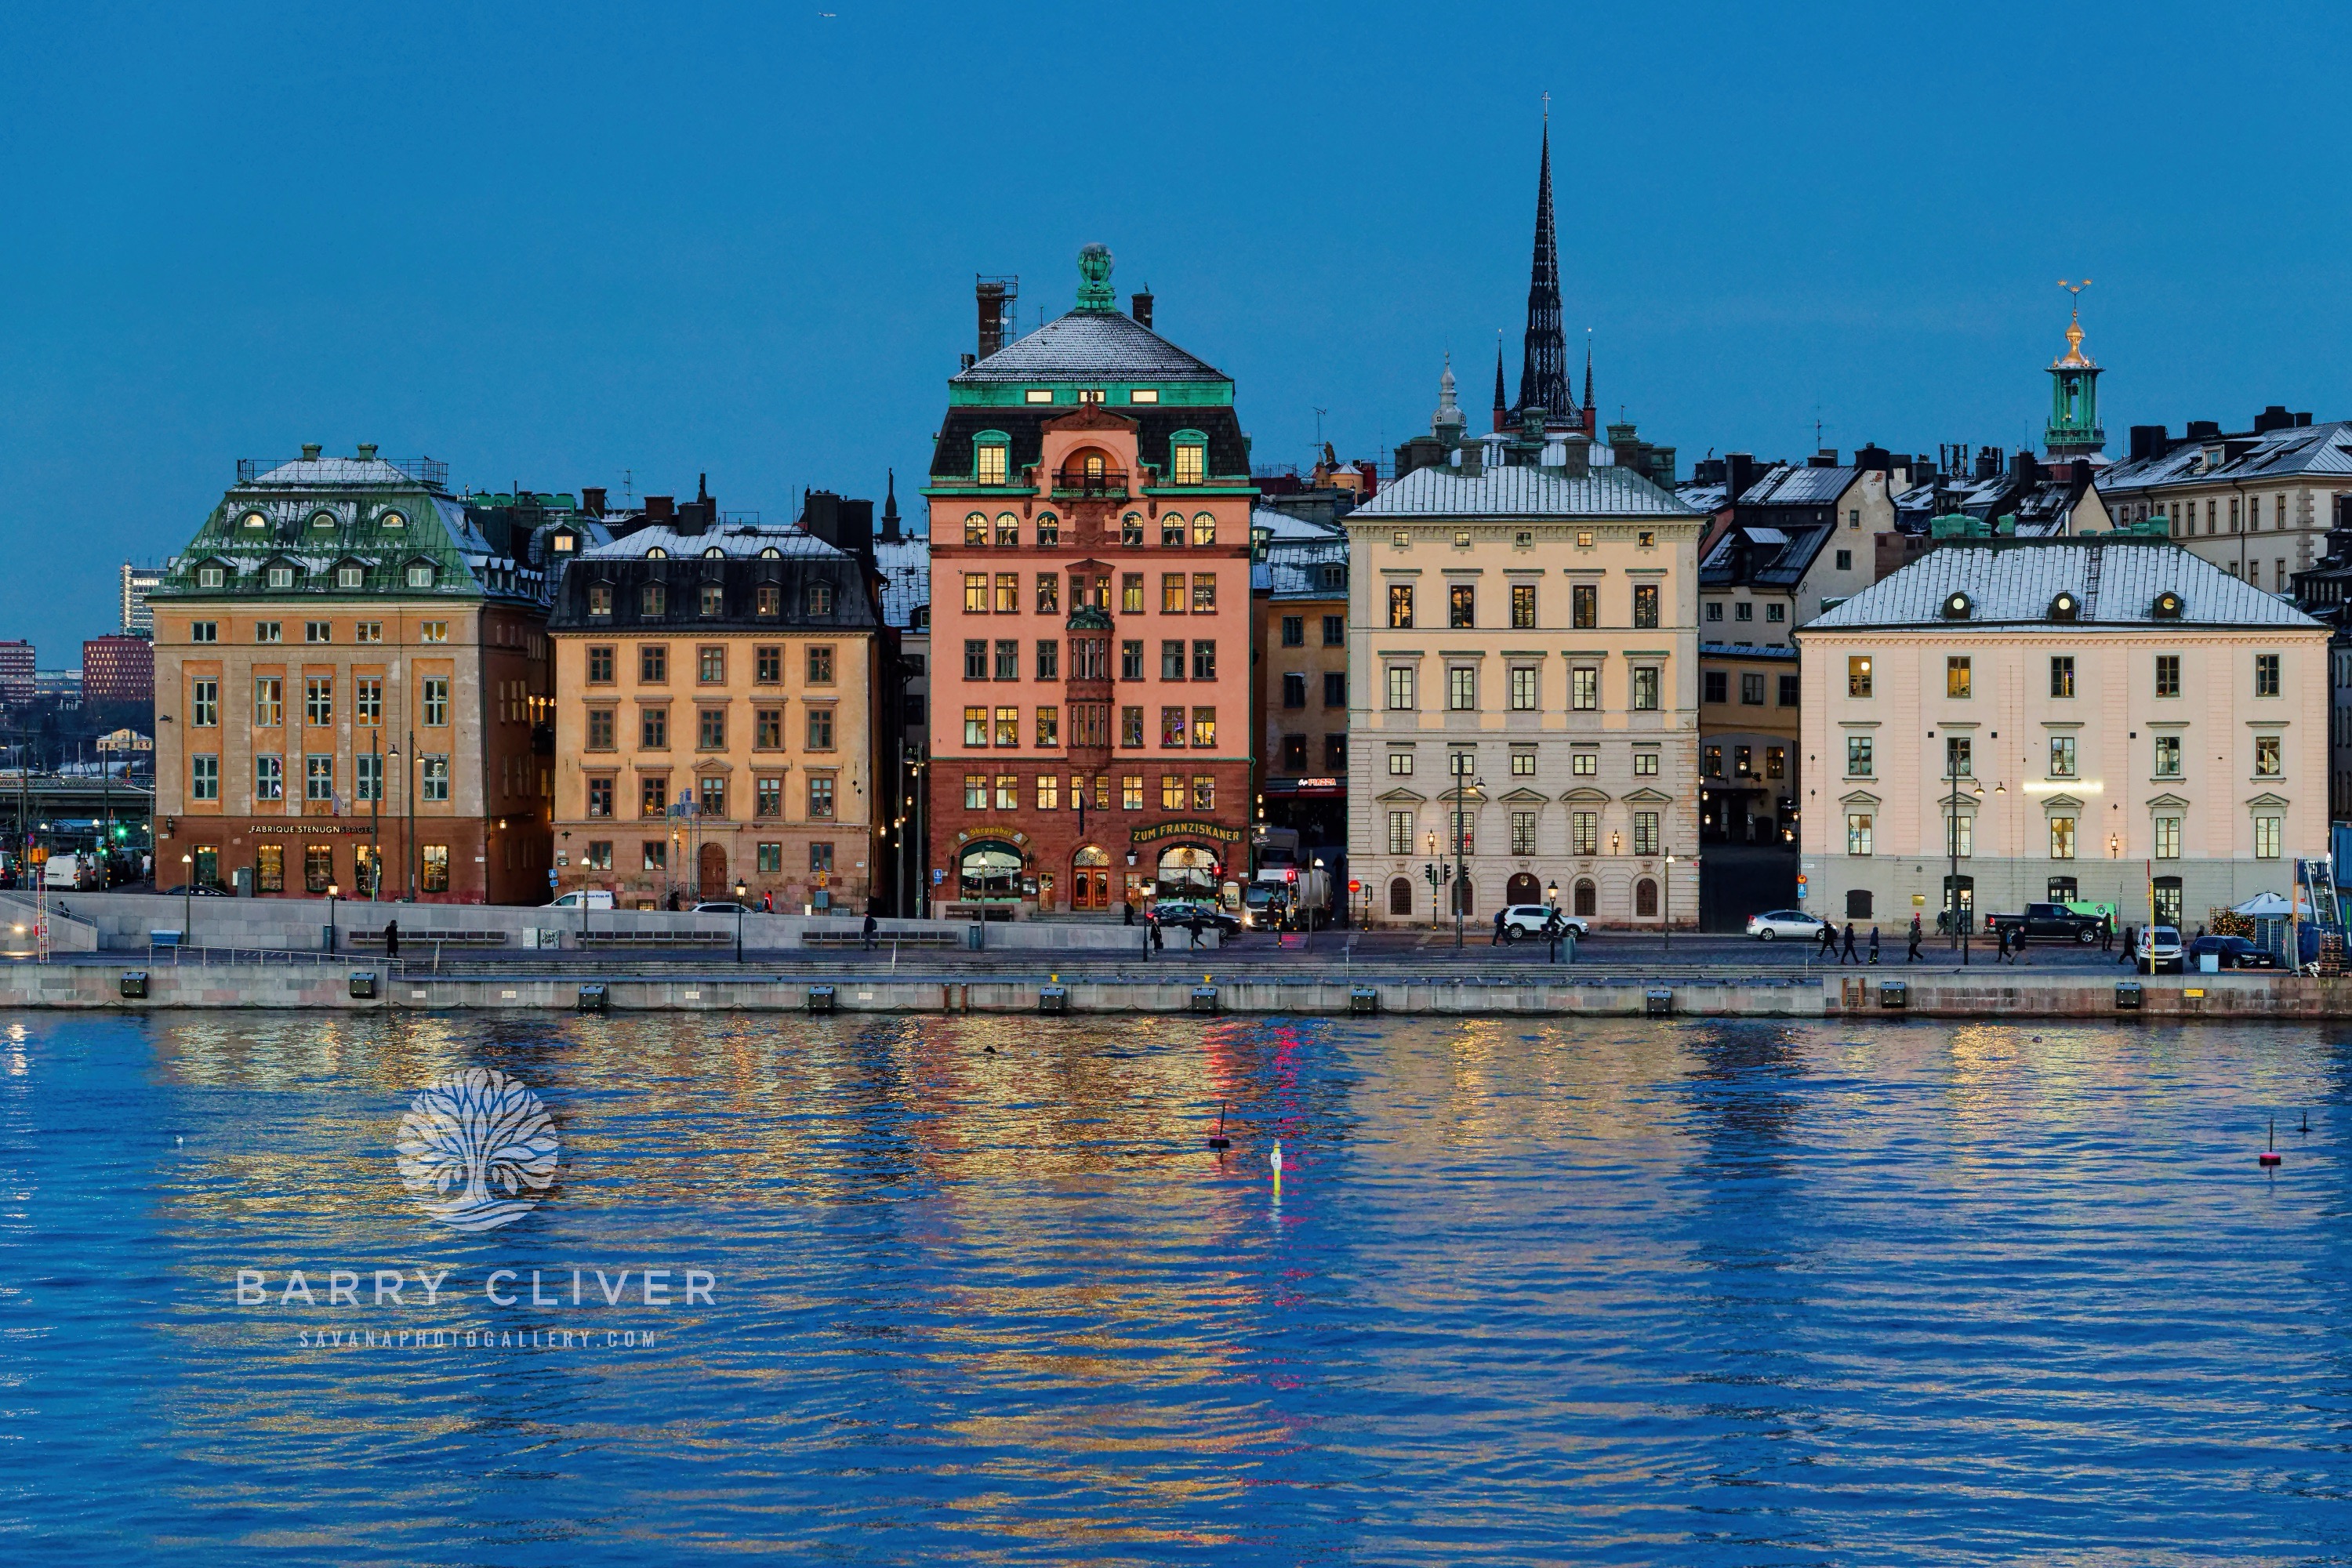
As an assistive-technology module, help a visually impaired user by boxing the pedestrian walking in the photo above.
[1186,916,1203,950]
[383,919,399,960]
[1840,922,1858,964]
[1868,926,1881,965]
[2118,924,2136,964]
[2100,918,2114,953]
[1151,919,1165,956]
[1123,900,1134,927]
[1906,916,1923,964]
[1817,920,1838,960]
[1492,908,1506,946]
[1995,924,2012,964]
[862,911,877,951]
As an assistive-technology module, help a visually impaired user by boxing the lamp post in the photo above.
[1450,757,1480,951]
[1545,878,1561,964]
[180,852,192,946]
[734,878,748,962]
[1663,851,1675,957]
[368,729,383,902]
[325,882,339,952]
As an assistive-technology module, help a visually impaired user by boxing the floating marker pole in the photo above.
[2260,1116,2281,1167]
[1270,1139,1283,1192]
[2299,1110,2310,1135]
[1210,1101,1230,1151]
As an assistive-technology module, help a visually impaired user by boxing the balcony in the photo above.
[1051,470,1130,501]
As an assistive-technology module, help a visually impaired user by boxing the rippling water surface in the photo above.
[3,1011,2350,1563]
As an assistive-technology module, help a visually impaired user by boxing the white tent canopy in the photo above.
[2231,891,2293,917]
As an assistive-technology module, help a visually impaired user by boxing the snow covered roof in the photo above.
[2097,419,2352,493]
[581,524,851,561]
[1250,506,1345,542]
[1740,464,1856,506]
[949,309,1227,384]
[1353,463,1697,520]
[1803,539,2325,632]
[873,534,931,630]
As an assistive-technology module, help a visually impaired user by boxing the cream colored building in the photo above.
[1797,537,2328,932]
[1346,459,1704,928]
[2094,415,2352,596]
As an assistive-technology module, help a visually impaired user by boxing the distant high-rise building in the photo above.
[121,563,164,638]
[82,634,155,706]
[0,641,33,705]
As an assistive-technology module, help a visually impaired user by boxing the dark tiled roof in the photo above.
[1739,465,1856,506]
[929,405,1250,484]
[950,310,1227,384]
[1700,522,1834,590]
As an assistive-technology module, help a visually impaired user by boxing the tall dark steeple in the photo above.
[1491,338,1508,433]
[1515,110,1571,419]
[1581,331,1596,436]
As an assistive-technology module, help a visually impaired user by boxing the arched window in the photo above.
[995,512,1019,547]
[1573,878,1597,917]
[1192,511,1217,546]
[1451,877,1474,915]
[1507,872,1541,906]
[1635,878,1659,918]
[646,546,668,559]
[239,510,268,531]
[760,546,781,560]
[379,510,405,530]
[1389,877,1414,916]
[1122,512,1145,546]
[703,546,724,559]
[965,512,987,546]
[641,583,666,615]
[308,511,336,531]
[1036,512,1060,546]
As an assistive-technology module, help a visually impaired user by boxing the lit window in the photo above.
[2050,815,2076,859]
[1846,812,1873,855]
[1024,390,1053,405]
[1848,656,1872,697]
[2256,735,2281,775]
[1174,442,1206,485]
[1947,656,1972,699]
[977,441,1010,485]
[2256,814,2282,859]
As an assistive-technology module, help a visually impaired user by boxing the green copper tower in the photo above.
[2045,281,2103,457]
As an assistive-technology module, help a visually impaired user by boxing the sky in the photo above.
[3,0,2349,659]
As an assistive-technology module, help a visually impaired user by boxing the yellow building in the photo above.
[546,521,881,910]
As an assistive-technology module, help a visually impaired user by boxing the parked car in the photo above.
[1498,904,1588,941]
[1152,898,1239,935]
[1984,902,2108,944]
[1746,909,1828,941]
[546,890,616,909]
[692,901,752,915]
[2136,924,2185,974]
[159,883,230,897]
[2184,934,2276,970]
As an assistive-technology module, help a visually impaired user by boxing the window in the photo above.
[580,775,613,818]
[1281,615,1305,648]
[423,677,449,727]
[1634,751,1658,776]
[1158,639,1185,681]
[300,754,332,803]
[256,622,281,644]
[2256,734,2282,776]
[1631,666,1660,711]
[1846,812,1874,855]
[1164,514,1186,548]
[1947,657,1972,699]
[1035,773,1060,811]
[808,775,836,819]
[1116,573,1145,617]
[639,644,669,684]
[2256,814,2282,859]
[1449,667,1477,711]
[2154,815,2181,859]
[1388,583,1415,629]
[1834,549,1853,571]
[1192,641,1216,680]
[1164,574,1187,613]
[1120,706,1144,747]
[752,775,783,818]
[641,706,669,749]
[2049,735,2077,777]
[2154,734,2182,777]
[1192,574,1216,612]
[1766,745,1785,780]
[995,574,1019,613]
[1945,736,1972,777]
[191,679,219,727]
[1632,811,1658,856]
[1847,735,1874,776]
[1573,667,1597,711]
[2051,655,2074,698]
[1111,774,1138,810]
[1576,531,1593,549]
[1388,750,1414,776]
[1740,673,1764,705]
[2156,654,2180,698]
[266,565,296,590]
[960,706,989,746]
[1449,585,1475,628]
[1192,512,1216,546]
[1766,603,1785,624]
[1385,809,1416,855]
[1735,602,1753,622]
[2256,652,2281,698]
[1524,750,1546,777]
[976,441,1008,485]
[1704,670,1728,704]
[1191,707,1216,747]
[693,706,724,750]
[1163,775,1185,809]
[1848,656,1872,698]
[1192,775,1216,809]
[1570,810,1599,856]
[1036,514,1060,546]
[354,621,381,643]
[1632,584,1658,629]
[1174,442,1206,485]
[1386,666,1416,710]
[302,620,330,644]
[253,677,283,727]
[1704,744,1722,775]
[1572,583,1596,630]
[1511,583,1536,629]
[191,754,219,800]
[994,706,1018,747]
[419,622,447,644]
[1449,811,1475,855]
[1324,672,1346,708]
[1283,672,1306,710]
[1779,675,1799,706]
[1705,601,1722,622]
[255,844,284,892]
[296,677,329,727]
[994,641,1019,681]
[412,845,447,895]
[1510,666,1537,711]
[2050,815,2077,859]
[197,564,226,588]
[191,620,218,642]
[1034,706,1058,748]
[804,644,834,685]
[1025,638,1054,682]
[1512,811,1537,855]
[1036,573,1062,616]
[588,584,614,618]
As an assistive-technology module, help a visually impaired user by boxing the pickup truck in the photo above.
[1984,902,2110,944]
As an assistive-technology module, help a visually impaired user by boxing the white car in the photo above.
[546,889,615,910]
[1498,904,1588,941]
[2136,924,2185,974]
[1747,909,1828,941]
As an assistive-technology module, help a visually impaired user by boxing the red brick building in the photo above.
[82,635,155,706]
[926,247,1257,916]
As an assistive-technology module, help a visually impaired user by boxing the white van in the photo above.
[42,853,89,891]
[546,889,615,909]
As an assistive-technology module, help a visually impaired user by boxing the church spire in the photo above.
[1581,330,1595,436]
[1515,106,1571,419]
[1492,336,1508,432]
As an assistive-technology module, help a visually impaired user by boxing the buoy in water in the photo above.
[2299,1110,2310,1135]
[2260,1116,2281,1167]
[1269,1140,1283,1177]
[1209,1100,1230,1151]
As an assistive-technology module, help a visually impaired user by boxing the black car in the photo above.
[2183,934,2276,970]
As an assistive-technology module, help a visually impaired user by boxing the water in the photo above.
[3,1011,2350,1564]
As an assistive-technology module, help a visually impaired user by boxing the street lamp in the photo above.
[734,878,748,962]
[1663,851,1675,957]
[326,882,339,953]
[180,852,192,948]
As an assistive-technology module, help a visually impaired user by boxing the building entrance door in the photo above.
[698,844,728,901]
[1073,846,1110,909]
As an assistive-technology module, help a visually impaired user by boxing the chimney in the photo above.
[2128,425,2167,462]
[800,489,843,548]
[960,353,976,372]
[581,486,607,515]
[2253,404,2294,435]
[976,278,1008,359]
[2009,449,2039,483]
[356,443,379,460]
[2297,412,2314,426]
[645,495,675,522]
[1131,291,1154,329]
[1853,444,1893,474]
[1975,445,2002,481]
[300,442,323,460]
[1725,452,1758,506]
[1809,448,1839,467]
[2184,419,2220,441]
[838,498,875,564]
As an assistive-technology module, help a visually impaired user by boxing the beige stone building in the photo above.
[1346,459,1704,928]
[546,521,881,911]
[2095,412,2351,596]
[1797,537,2328,932]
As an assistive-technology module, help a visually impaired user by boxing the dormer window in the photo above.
[308,511,336,530]
[760,546,781,559]
[975,431,1011,485]
[267,564,295,590]
[2049,590,2079,622]
[552,532,575,554]
[2153,590,2184,619]
[336,564,364,589]
[702,546,724,559]
[1129,388,1160,405]
[699,583,723,616]
[808,582,835,616]
[646,546,667,559]
[641,583,666,615]
[379,510,405,530]
[405,562,434,589]
[588,583,613,616]
[1172,432,1207,485]
[1941,592,1972,619]
[197,562,225,588]
[240,510,267,530]
[757,584,780,616]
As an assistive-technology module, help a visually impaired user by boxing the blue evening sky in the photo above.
[3,1,2347,656]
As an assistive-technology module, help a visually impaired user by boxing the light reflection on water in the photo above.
[2,1011,2349,1563]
